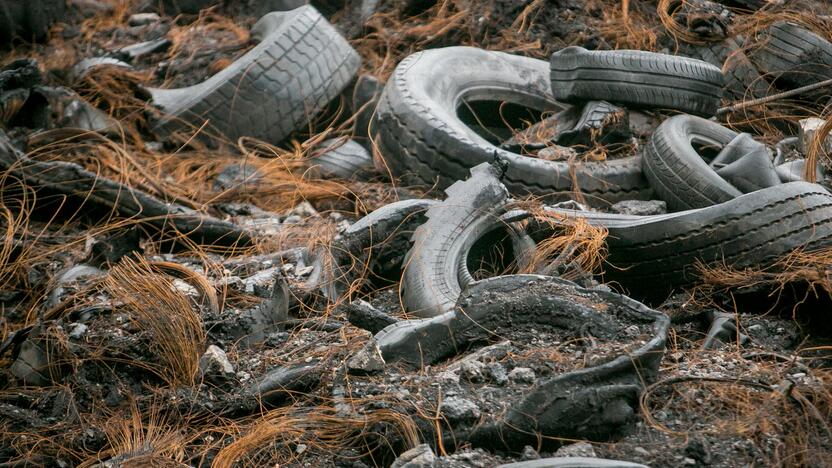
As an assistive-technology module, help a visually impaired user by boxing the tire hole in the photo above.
[466,226,519,281]
[457,99,545,146]
[692,139,722,164]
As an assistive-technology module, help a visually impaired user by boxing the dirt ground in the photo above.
[1,0,832,467]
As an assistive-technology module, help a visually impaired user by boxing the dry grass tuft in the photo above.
[695,247,832,315]
[73,65,154,138]
[518,206,608,280]
[81,400,188,467]
[212,404,419,467]
[593,0,659,50]
[805,115,832,182]
[103,256,207,387]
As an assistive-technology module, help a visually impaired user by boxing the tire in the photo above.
[751,21,832,89]
[642,114,742,210]
[680,38,769,100]
[375,275,669,447]
[536,182,832,298]
[305,198,437,302]
[402,163,514,318]
[308,138,375,179]
[0,0,65,45]
[550,46,724,117]
[147,6,360,145]
[374,47,650,206]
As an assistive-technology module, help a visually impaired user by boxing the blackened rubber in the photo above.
[374,47,650,205]
[550,46,724,117]
[374,275,669,447]
[751,21,832,89]
[536,182,832,297]
[642,114,742,210]
[402,163,511,318]
[680,38,769,100]
[148,6,360,145]
[305,198,437,302]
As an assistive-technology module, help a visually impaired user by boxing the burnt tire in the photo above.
[550,46,724,117]
[537,182,832,297]
[642,114,742,210]
[306,198,437,302]
[750,21,832,89]
[147,6,360,145]
[374,46,650,206]
[680,38,769,100]
[402,163,530,318]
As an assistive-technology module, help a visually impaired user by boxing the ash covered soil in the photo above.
[2,0,832,467]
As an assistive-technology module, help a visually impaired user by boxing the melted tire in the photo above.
[642,114,742,211]
[680,38,769,100]
[148,6,360,145]
[536,183,832,297]
[550,46,724,117]
[751,21,832,89]
[374,46,650,205]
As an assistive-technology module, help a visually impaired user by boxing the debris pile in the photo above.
[1,0,832,467]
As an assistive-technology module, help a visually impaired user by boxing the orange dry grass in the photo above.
[641,368,832,466]
[80,401,188,468]
[25,132,367,216]
[519,208,608,280]
[212,404,419,467]
[353,0,555,78]
[695,247,832,315]
[804,115,832,182]
[697,247,832,295]
[593,0,659,50]
[103,256,207,387]
[73,65,153,138]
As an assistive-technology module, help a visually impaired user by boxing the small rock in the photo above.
[391,444,436,468]
[684,457,697,465]
[555,442,596,458]
[537,145,578,161]
[633,446,650,457]
[128,13,160,26]
[295,443,307,455]
[508,367,536,384]
[440,396,481,424]
[623,324,641,337]
[145,141,163,152]
[294,265,314,276]
[69,323,88,340]
[290,201,319,218]
[487,362,508,385]
[521,445,541,460]
[610,200,667,216]
[746,324,766,336]
[346,343,385,375]
[460,360,486,383]
[213,163,261,192]
[199,345,235,381]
